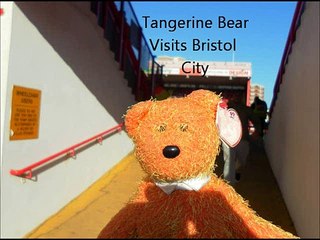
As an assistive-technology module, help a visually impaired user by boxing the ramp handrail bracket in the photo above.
[97,136,103,145]
[9,123,124,179]
[69,149,76,159]
[25,170,33,179]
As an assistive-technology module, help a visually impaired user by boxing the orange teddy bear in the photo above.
[98,90,298,238]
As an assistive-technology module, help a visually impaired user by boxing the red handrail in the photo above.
[10,123,124,179]
[269,2,305,118]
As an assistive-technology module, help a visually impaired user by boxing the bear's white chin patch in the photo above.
[154,175,211,194]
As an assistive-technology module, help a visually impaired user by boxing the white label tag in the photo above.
[216,103,242,147]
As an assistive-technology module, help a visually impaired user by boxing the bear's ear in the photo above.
[187,89,221,114]
[124,100,152,138]
[188,90,242,148]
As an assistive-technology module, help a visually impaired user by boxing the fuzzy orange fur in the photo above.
[98,90,298,238]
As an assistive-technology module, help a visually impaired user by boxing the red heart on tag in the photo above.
[216,107,242,147]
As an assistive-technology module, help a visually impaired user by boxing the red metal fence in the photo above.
[91,1,163,101]
[269,2,305,118]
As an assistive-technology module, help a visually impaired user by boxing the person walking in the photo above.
[222,92,261,186]
[250,96,268,137]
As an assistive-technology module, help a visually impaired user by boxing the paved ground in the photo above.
[215,140,297,235]
[26,139,297,238]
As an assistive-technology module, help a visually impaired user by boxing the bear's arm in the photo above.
[219,181,299,238]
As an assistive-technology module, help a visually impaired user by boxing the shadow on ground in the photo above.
[214,137,297,235]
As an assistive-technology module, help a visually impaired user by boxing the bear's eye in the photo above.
[156,123,167,132]
[180,123,188,132]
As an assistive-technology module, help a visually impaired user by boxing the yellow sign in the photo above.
[10,86,41,140]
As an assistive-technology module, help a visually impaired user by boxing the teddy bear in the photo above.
[98,89,298,238]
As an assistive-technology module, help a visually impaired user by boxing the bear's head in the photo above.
[125,90,225,182]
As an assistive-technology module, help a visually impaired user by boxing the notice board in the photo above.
[10,85,41,140]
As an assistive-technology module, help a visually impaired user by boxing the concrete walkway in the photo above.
[26,140,297,238]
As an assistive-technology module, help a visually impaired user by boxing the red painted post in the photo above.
[246,78,251,106]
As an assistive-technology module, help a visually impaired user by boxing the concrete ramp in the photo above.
[26,140,296,238]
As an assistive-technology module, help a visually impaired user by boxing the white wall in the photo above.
[1,2,135,238]
[265,2,319,238]
[1,2,13,159]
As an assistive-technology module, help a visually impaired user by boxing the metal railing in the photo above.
[269,2,305,118]
[91,1,163,101]
[10,123,124,179]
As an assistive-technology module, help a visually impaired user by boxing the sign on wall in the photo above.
[10,85,41,140]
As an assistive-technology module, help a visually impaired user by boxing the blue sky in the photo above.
[131,1,297,107]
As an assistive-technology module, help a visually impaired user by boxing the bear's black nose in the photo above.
[163,145,180,159]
